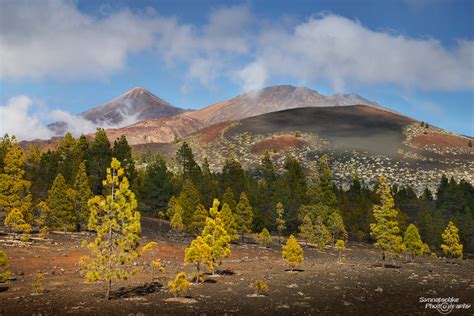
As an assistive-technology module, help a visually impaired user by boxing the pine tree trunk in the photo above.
[382,249,386,268]
[106,278,111,300]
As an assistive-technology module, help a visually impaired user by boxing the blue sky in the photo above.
[0,0,473,139]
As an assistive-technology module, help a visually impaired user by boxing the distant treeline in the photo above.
[1,129,472,252]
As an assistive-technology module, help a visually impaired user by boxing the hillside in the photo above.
[138,105,473,194]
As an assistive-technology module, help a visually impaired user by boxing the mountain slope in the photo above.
[142,105,472,195]
[48,87,186,134]
[182,85,381,125]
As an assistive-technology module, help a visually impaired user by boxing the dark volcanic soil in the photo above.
[1,217,473,315]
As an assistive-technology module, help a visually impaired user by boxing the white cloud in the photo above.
[0,96,54,140]
[239,14,474,92]
[0,0,160,79]
[0,95,145,141]
[238,61,268,92]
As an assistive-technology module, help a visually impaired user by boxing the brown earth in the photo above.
[199,121,234,144]
[1,217,473,315]
[411,133,471,148]
[251,135,307,155]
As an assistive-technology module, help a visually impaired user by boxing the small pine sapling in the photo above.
[251,279,269,296]
[168,272,191,297]
[282,235,304,271]
[335,239,346,263]
[185,236,212,281]
[254,228,272,247]
[422,243,431,257]
[276,203,285,244]
[0,250,11,282]
[33,273,45,294]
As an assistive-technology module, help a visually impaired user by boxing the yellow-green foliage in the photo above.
[335,239,346,250]
[335,239,345,262]
[298,215,316,246]
[282,235,304,270]
[46,174,77,232]
[4,207,31,235]
[370,176,403,258]
[276,202,285,244]
[0,138,32,233]
[235,192,253,236]
[189,204,208,235]
[422,243,431,256]
[185,235,213,274]
[168,272,190,297]
[141,241,157,253]
[314,216,332,250]
[80,158,141,300]
[0,250,11,282]
[170,204,185,233]
[202,213,231,273]
[33,273,44,294]
[72,162,93,228]
[218,203,238,241]
[327,211,348,244]
[251,279,269,295]
[441,221,463,259]
[254,228,272,247]
[404,224,423,259]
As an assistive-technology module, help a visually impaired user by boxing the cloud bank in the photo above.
[1,1,472,92]
[0,96,143,141]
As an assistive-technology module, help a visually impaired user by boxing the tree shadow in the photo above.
[110,281,162,299]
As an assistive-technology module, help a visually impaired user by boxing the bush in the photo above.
[168,272,190,297]
[254,228,272,247]
[251,279,268,295]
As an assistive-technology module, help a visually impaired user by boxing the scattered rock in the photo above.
[374,287,383,293]
[164,297,198,304]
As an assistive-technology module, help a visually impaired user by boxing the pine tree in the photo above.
[235,192,253,242]
[370,176,403,266]
[327,212,347,246]
[0,250,11,282]
[80,158,141,300]
[85,128,112,194]
[170,204,185,233]
[4,208,31,236]
[403,223,423,262]
[112,135,137,185]
[0,138,33,232]
[189,204,208,236]
[254,227,272,247]
[176,142,201,183]
[220,159,246,199]
[282,234,304,271]
[218,203,238,241]
[73,162,93,229]
[178,180,201,229]
[140,153,174,212]
[222,187,237,212]
[201,199,231,274]
[276,202,285,244]
[47,174,76,232]
[57,133,81,184]
[441,221,463,259]
[185,236,213,279]
[314,216,332,250]
[298,215,316,247]
[335,239,346,263]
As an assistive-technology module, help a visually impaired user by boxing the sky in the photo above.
[0,0,473,140]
